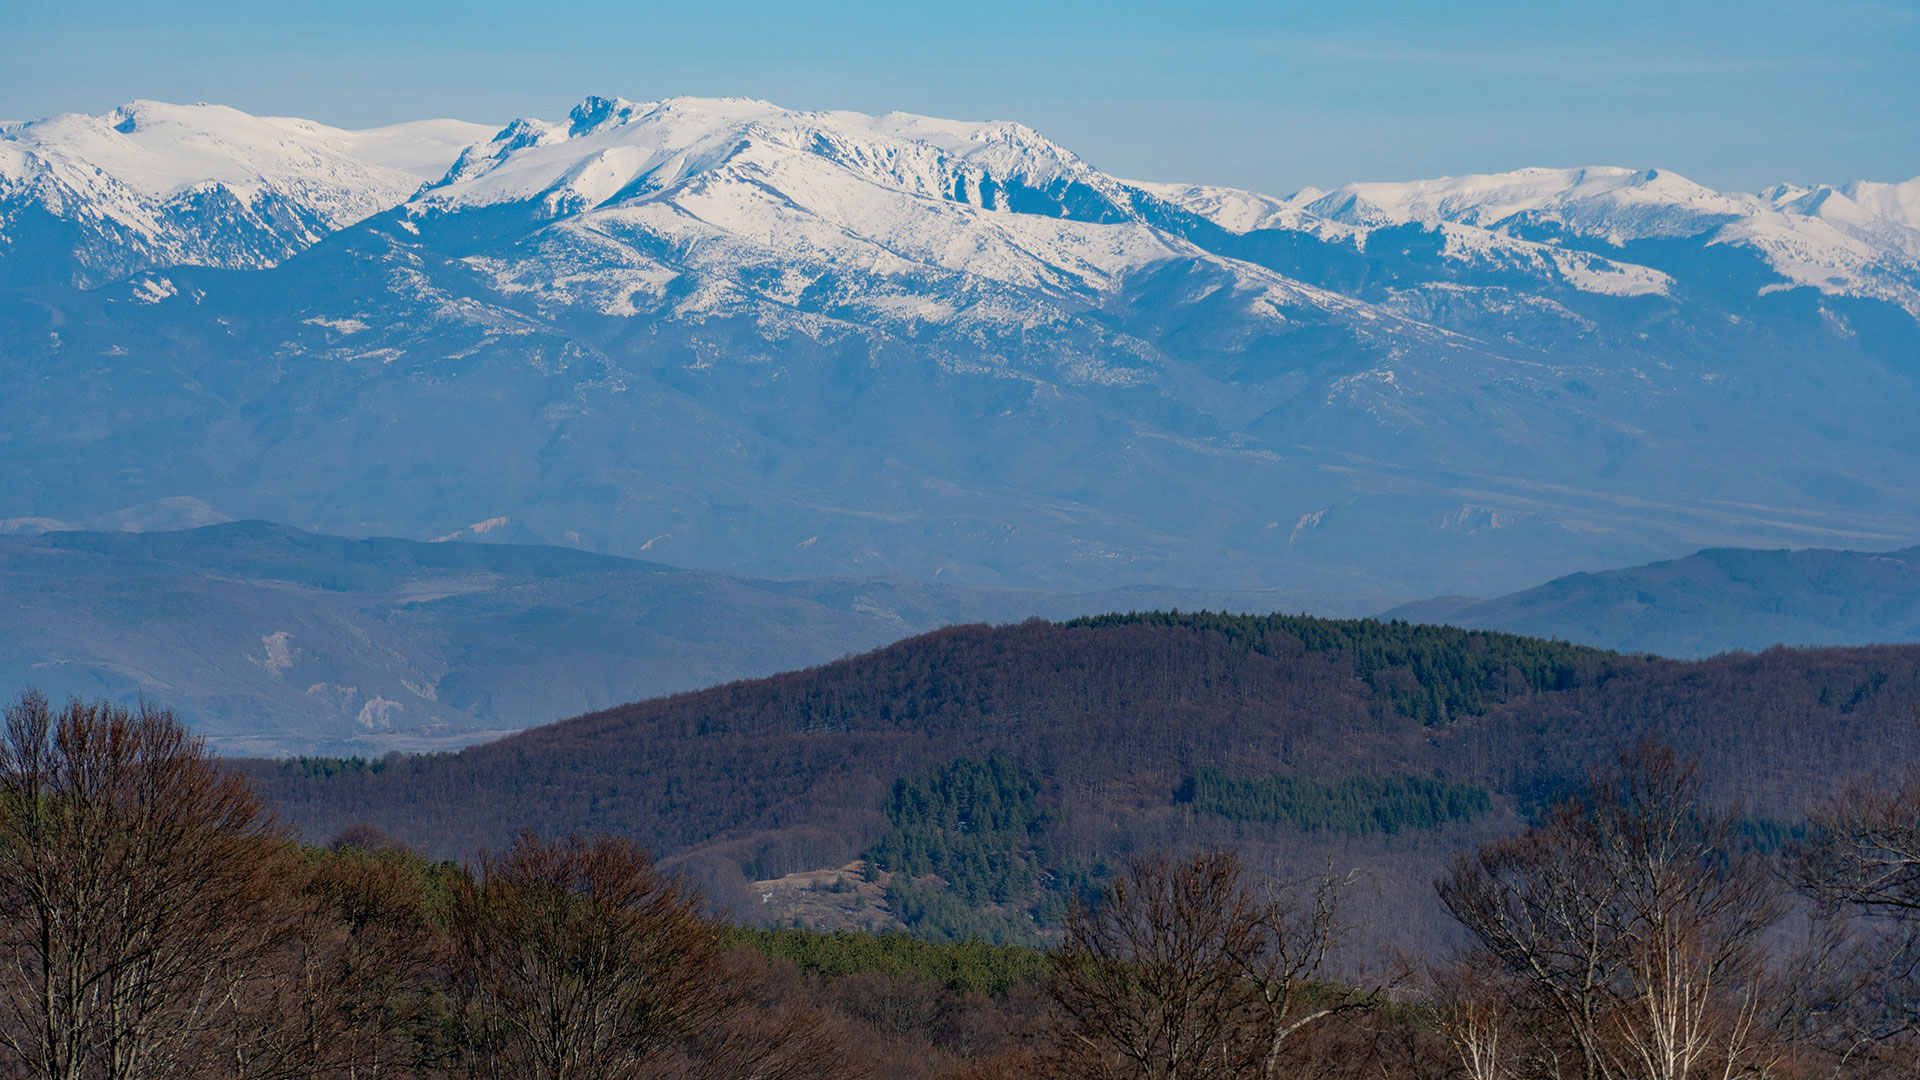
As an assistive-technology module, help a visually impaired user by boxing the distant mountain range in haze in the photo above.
[0,521,1325,755]
[2,519,1916,755]
[4,96,1919,601]
[1388,544,1920,658]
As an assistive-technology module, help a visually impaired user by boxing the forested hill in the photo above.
[242,612,1920,952]
[1063,611,1609,724]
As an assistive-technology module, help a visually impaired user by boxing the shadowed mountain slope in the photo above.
[1387,544,1920,656]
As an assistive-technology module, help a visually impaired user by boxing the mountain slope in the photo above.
[1385,544,1920,657]
[0,101,491,286]
[3,96,1919,598]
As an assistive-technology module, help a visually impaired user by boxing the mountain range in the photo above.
[1389,543,1920,657]
[4,95,1919,601]
[0,520,1323,755]
[6,518,1918,755]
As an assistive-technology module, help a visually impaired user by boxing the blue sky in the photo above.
[5,0,1916,194]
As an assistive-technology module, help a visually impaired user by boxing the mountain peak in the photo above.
[410,94,1128,235]
[566,94,627,136]
[0,99,492,284]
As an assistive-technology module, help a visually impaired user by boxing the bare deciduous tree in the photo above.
[1239,869,1360,1080]
[0,690,284,1080]
[444,830,726,1080]
[1043,850,1357,1080]
[1433,958,1522,1080]
[226,848,448,1080]
[1794,773,1920,921]
[1437,741,1786,1080]
[1790,770,1920,1067]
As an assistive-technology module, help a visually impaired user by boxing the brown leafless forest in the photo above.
[6,684,1920,1078]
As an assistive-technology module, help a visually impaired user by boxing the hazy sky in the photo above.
[5,0,1916,195]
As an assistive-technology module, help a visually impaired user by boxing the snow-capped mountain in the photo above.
[1,95,1917,602]
[9,95,1913,320]
[403,98,1716,320]
[0,101,491,285]
[1273,166,1920,314]
[389,94,1422,362]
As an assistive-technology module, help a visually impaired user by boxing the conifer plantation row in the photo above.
[7,688,1920,1078]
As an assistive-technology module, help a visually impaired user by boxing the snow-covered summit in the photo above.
[392,95,1713,335]
[1839,177,1920,231]
[1272,164,1920,313]
[6,97,1920,606]
[1292,166,1744,239]
[4,94,1917,317]
[419,94,1132,221]
[11,100,486,201]
[0,101,491,284]
[404,95,1328,337]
